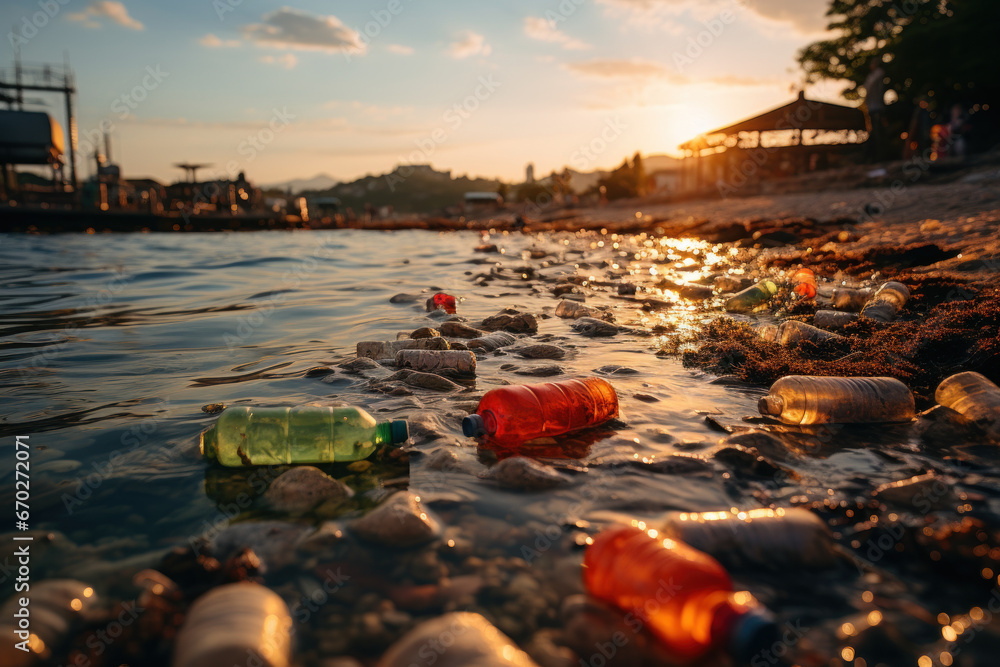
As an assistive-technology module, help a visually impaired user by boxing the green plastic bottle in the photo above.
[725,280,778,313]
[201,406,409,467]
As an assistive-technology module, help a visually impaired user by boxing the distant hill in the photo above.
[303,164,501,214]
[264,173,338,193]
[642,153,683,173]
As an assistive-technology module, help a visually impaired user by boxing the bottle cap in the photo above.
[462,414,486,437]
[728,607,780,665]
[758,395,784,416]
[391,420,409,443]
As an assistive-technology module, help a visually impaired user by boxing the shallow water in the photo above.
[1,228,998,665]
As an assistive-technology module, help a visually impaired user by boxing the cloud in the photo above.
[448,31,491,59]
[564,58,680,81]
[386,43,415,55]
[259,54,299,69]
[596,0,829,34]
[242,8,365,53]
[67,1,143,30]
[324,100,414,120]
[523,17,591,50]
[200,33,241,48]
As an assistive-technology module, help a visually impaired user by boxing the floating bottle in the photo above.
[584,526,777,663]
[357,337,449,359]
[201,405,408,467]
[0,579,97,667]
[776,320,844,346]
[725,280,778,313]
[758,376,914,424]
[830,287,873,311]
[860,281,909,322]
[462,377,618,442]
[657,508,838,569]
[173,583,292,667]
[935,371,1000,440]
[396,349,477,376]
[790,268,817,299]
[426,292,457,314]
[813,309,857,329]
[379,612,539,667]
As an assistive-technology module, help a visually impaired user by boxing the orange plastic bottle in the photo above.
[790,267,816,299]
[584,526,777,663]
[462,378,618,442]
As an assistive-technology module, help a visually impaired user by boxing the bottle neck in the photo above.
[375,422,394,445]
[759,395,784,416]
[708,592,778,664]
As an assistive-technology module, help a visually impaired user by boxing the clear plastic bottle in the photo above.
[813,309,857,329]
[357,337,449,359]
[395,349,477,376]
[935,371,1000,439]
[830,287,872,311]
[790,268,816,299]
[201,406,408,467]
[173,583,292,667]
[725,280,778,313]
[860,281,909,322]
[776,320,844,346]
[584,526,777,662]
[758,375,914,424]
[657,508,837,569]
[462,377,618,442]
[0,579,97,667]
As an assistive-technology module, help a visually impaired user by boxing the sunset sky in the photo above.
[3,0,843,185]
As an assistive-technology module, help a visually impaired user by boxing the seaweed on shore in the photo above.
[681,283,1000,407]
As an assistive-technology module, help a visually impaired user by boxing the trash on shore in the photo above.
[657,507,838,569]
[813,309,858,329]
[357,337,449,359]
[584,525,777,663]
[395,349,477,377]
[776,320,844,346]
[201,406,409,466]
[758,376,915,424]
[349,491,442,547]
[790,267,817,299]
[462,378,618,442]
[935,371,1000,440]
[860,281,910,322]
[426,292,457,314]
[725,280,778,313]
[830,287,873,311]
[172,583,292,667]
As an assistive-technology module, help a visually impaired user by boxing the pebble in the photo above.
[515,344,567,360]
[389,293,423,303]
[338,357,382,373]
[425,448,463,471]
[402,370,464,392]
[514,365,564,377]
[592,364,638,376]
[210,521,310,571]
[440,321,486,338]
[305,366,334,378]
[264,467,354,513]
[632,393,659,402]
[202,403,226,414]
[349,491,442,547]
[378,612,540,667]
[410,327,440,339]
[479,457,570,490]
[872,472,955,509]
[480,309,539,334]
[407,411,448,442]
[570,318,618,337]
[554,300,601,320]
[467,331,518,351]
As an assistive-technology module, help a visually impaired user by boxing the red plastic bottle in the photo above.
[790,267,816,299]
[462,378,618,442]
[428,293,457,314]
[584,526,776,663]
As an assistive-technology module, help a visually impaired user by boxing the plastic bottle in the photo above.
[201,406,408,467]
[378,612,539,667]
[426,293,457,314]
[725,280,778,313]
[395,349,477,376]
[755,323,778,343]
[776,320,844,346]
[860,281,909,322]
[790,268,816,299]
[657,508,838,569]
[758,375,914,424]
[584,526,777,663]
[830,287,873,311]
[172,583,292,667]
[935,371,1000,439]
[462,377,618,442]
[0,580,97,667]
[813,309,857,329]
[357,337,449,359]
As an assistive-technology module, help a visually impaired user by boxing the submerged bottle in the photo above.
[357,337,449,359]
[790,268,817,299]
[758,375,914,424]
[173,583,292,667]
[657,508,838,569]
[860,281,909,322]
[725,280,778,313]
[935,371,1000,440]
[584,526,777,662]
[396,349,477,376]
[813,309,857,329]
[462,377,618,442]
[776,320,844,346]
[830,287,872,311]
[201,406,408,467]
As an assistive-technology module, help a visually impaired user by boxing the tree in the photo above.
[799,0,1000,151]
